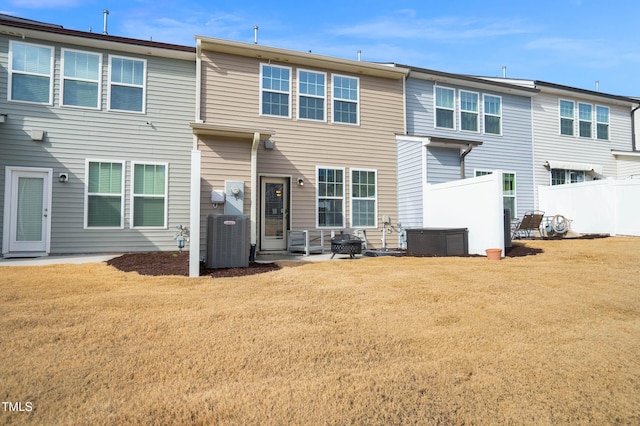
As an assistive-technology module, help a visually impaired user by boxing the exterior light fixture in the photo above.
[297,178,304,186]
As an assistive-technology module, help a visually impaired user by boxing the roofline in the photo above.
[396,64,539,96]
[195,35,409,80]
[0,15,195,61]
[534,80,638,105]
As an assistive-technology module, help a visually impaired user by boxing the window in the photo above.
[578,103,592,138]
[9,41,53,104]
[351,169,377,227]
[317,167,345,227]
[435,86,455,129]
[460,91,479,132]
[298,70,326,121]
[132,163,167,228]
[86,161,124,228]
[596,106,609,140]
[109,55,146,112]
[475,170,516,219]
[551,169,585,185]
[332,75,359,124]
[483,94,502,135]
[560,100,575,136]
[261,64,291,117]
[62,49,101,109]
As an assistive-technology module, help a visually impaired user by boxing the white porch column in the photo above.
[189,149,202,277]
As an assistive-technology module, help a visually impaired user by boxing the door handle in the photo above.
[44,208,48,218]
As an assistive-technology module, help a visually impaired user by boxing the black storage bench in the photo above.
[406,228,468,256]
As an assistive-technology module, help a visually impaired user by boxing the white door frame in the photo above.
[260,176,289,251]
[2,167,53,257]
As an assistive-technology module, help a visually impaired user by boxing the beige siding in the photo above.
[199,51,405,250]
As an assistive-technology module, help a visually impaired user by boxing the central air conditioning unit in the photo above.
[206,214,250,268]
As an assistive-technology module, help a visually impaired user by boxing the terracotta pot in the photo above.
[485,248,502,260]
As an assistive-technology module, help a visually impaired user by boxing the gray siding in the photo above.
[426,147,460,184]
[0,34,195,254]
[397,138,423,228]
[404,77,535,218]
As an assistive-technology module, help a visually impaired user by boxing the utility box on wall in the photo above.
[406,228,469,256]
[206,214,250,268]
[224,181,244,215]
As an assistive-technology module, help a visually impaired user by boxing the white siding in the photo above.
[397,138,423,228]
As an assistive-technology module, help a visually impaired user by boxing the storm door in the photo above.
[260,177,289,250]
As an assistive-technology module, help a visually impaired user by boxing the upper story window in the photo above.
[260,64,291,117]
[109,55,146,113]
[435,86,455,129]
[596,106,609,140]
[560,100,575,136]
[578,103,592,138]
[86,160,124,228]
[9,41,53,104]
[298,69,326,121]
[483,94,502,135]
[132,163,167,228]
[460,90,479,132]
[61,49,101,109]
[332,75,359,125]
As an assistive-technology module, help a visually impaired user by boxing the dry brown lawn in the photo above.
[1,237,639,425]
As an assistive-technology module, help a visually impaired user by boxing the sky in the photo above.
[3,0,640,97]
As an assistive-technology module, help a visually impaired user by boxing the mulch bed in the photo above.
[106,252,280,277]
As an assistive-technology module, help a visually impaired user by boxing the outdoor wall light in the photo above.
[59,173,69,183]
[31,129,45,141]
[297,178,304,186]
[264,139,275,150]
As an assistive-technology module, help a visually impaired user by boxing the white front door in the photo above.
[260,177,288,251]
[3,167,52,256]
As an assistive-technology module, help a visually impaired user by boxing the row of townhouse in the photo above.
[2,14,639,274]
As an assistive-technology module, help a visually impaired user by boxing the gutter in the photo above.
[250,132,260,261]
[459,144,474,178]
[632,104,640,151]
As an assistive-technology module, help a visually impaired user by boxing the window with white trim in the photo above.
[475,170,516,219]
[460,90,479,132]
[551,169,585,185]
[560,99,575,136]
[483,94,502,135]
[62,49,101,109]
[109,55,146,112]
[578,103,592,138]
[298,69,326,121]
[351,169,377,228]
[132,163,167,228]
[435,86,455,129]
[596,106,609,140]
[9,41,53,104]
[260,64,291,117]
[86,160,124,228]
[332,75,359,124]
[317,167,345,227]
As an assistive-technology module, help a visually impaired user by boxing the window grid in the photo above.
[261,64,291,117]
[560,100,575,136]
[483,94,502,135]
[108,55,146,113]
[132,163,168,228]
[86,160,124,228]
[596,106,610,140]
[351,169,377,228]
[460,90,479,132]
[9,41,53,104]
[578,103,593,138]
[332,75,359,124]
[298,69,326,121]
[435,86,455,129]
[61,49,101,109]
[317,167,345,228]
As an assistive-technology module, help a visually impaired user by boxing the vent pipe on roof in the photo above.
[502,65,506,78]
[358,50,362,61]
[254,25,259,44]
[103,9,109,35]
[595,80,599,92]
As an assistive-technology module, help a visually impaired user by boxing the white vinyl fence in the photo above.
[538,179,640,236]
[423,172,505,255]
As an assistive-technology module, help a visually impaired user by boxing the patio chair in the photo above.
[511,211,544,239]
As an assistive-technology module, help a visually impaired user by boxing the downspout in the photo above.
[459,144,474,179]
[250,132,260,261]
[189,38,203,277]
[632,104,640,151]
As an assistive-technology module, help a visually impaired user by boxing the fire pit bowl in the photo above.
[330,234,363,259]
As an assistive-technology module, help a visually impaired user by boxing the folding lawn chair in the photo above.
[511,211,544,239]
